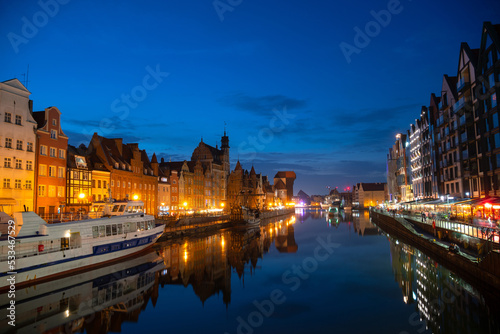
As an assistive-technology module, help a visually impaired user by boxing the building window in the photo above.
[15,115,21,125]
[49,166,56,177]
[4,158,12,168]
[57,186,64,197]
[25,180,32,190]
[98,180,102,188]
[5,138,12,148]
[40,145,47,155]
[27,142,33,152]
[15,159,22,169]
[52,119,57,126]
[15,179,21,189]
[103,180,107,189]
[59,149,65,159]
[4,113,12,123]
[50,129,57,139]
[26,160,33,170]
[39,164,47,176]
[92,179,96,188]
[58,167,64,178]
[16,140,23,150]
[3,178,11,189]
[117,180,120,188]
[48,186,56,197]
[38,185,46,197]
[49,147,56,157]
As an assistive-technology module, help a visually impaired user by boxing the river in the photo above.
[2,210,499,333]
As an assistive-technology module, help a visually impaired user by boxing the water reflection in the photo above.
[0,250,164,333]
[388,234,500,333]
[155,215,298,305]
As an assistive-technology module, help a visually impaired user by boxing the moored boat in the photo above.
[0,201,164,292]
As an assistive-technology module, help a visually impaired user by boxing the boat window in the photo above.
[106,225,111,236]
[139,221,145,231]
[112,224,117,235]
[99,225,105,237]
[112,205,119,212]
[61,237,69,250]
[98,205,104,212]
[92,226,99,238]
[119,205,125,212]
[117,223,123,234]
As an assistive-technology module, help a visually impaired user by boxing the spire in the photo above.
[151,153,158,163]
[235,160,242,170]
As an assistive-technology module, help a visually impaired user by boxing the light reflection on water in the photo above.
[2,211,499,333]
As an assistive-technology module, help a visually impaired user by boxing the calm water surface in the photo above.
[2,210,500,334]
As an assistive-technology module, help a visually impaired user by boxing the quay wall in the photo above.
[371,212,500,295]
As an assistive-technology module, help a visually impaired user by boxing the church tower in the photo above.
[221,129,230,201]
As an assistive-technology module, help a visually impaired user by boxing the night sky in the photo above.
[1,0,500,196]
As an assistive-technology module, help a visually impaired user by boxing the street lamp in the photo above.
[183,201,188,217]
[133,194,139,200]
[78,193,86,219]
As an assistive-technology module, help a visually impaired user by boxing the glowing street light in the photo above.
[133,194,139,200]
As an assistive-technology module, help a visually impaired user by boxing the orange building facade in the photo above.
[33,107,68,219]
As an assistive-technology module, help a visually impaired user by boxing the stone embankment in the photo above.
[371,211,500,295]
[155,208,295,241]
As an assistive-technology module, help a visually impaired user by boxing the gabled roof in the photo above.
[1,78,31,94]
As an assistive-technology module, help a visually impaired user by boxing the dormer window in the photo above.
[50,129,57,139]
[115,162,119,169]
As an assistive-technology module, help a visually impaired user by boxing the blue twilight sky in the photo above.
[1,0,500,196]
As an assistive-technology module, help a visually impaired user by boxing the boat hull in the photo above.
[0,225,164,292]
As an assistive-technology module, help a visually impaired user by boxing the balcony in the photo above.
[453,97,470,113]
[456,77,470,93]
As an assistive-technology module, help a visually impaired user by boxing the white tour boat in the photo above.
[0,200,164,292]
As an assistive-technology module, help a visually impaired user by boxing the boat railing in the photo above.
[0,244,82,262]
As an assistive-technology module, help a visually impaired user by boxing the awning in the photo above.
[0,198,16,205]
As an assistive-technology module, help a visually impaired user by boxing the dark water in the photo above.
[2,210,500,334]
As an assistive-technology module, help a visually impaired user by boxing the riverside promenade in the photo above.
[371,210,500,298]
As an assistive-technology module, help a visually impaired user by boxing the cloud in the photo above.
[219,93,307,115]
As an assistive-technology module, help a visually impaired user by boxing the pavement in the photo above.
[379,211,482,264]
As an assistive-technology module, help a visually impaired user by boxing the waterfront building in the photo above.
[32,106,68,219]
[0,79,37,214]
[66,144,91,214]
[353,182,387,208]
[88,157,111,203]
[273,171,296,203]
[409,106,435,200]
[428,93,442,199]
[158,159,181,214]
[190,133,230,207]
[387,146,398,203]
[394,133,412,202]
[456,42,480,198]
[151,154,172,216]
[477,22,500,197]
[86,133,157,215]
[227,161,266,210]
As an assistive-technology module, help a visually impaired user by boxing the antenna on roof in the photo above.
[224,121,227,135]
[21,65,30,88]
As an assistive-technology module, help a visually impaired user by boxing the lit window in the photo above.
[49,166,56,177]
[50,147,56,157]
[38,185,46,197]
[39,164,47,176]
[58,167,64,178]
[40,145,47,155]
